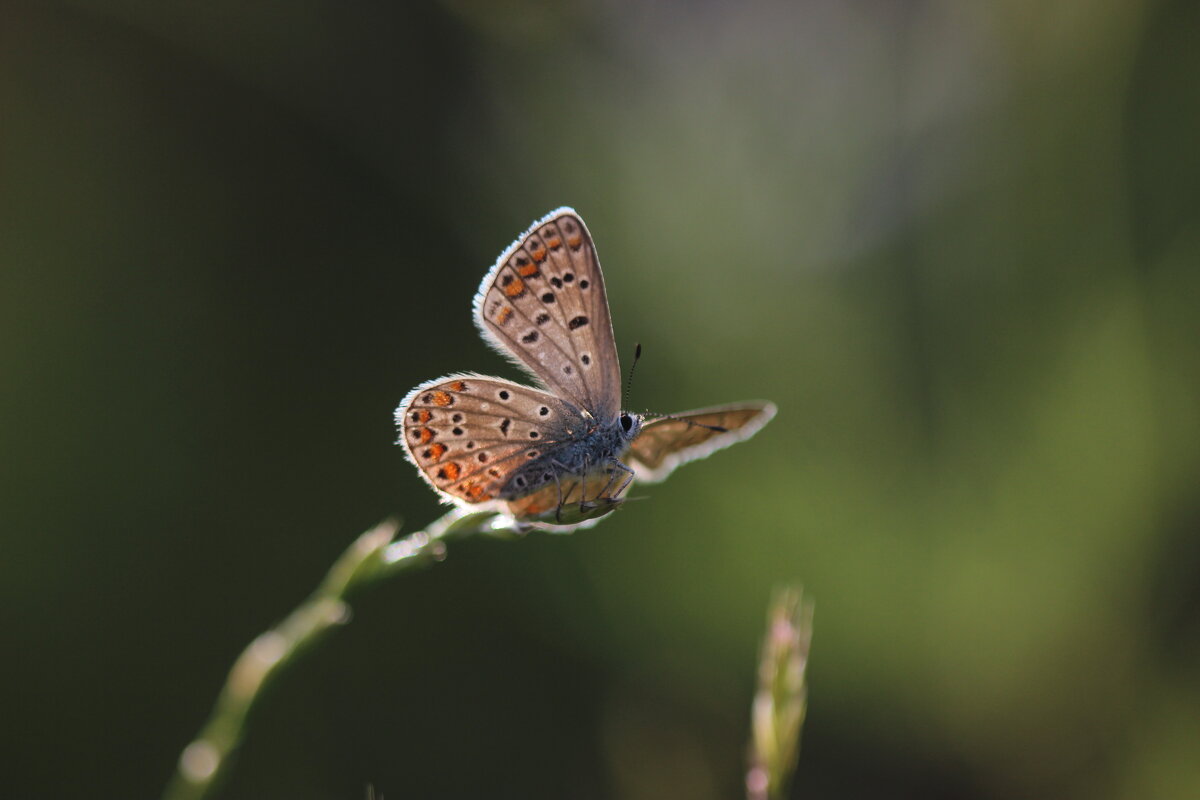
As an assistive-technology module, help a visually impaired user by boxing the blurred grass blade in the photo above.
[161,508,522,800]
[746,586,813,800]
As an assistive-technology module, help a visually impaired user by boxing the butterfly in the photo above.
[396,208,776,528]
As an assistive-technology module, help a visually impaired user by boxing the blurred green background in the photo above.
[3,1,1199,798]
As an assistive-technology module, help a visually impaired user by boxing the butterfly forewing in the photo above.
[398,374,581,505]
[627,402,777,483]
[473,209,621,419]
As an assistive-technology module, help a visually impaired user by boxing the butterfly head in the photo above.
[619,411,643,443]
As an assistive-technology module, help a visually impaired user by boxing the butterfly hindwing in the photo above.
[503,469,624,525]
[397,374,583,505]
[473,208,622,419]
[627,402,778,484]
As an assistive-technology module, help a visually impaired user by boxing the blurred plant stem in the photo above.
[161,508,507,800]
[746,586,813,800]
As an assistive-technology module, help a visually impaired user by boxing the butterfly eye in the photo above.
[620,414,634,433]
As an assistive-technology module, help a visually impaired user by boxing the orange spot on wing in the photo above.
[418,427,435,444]
[496,306,513,324]
[416,409,432,423]
[424,442,446,461]
[531,246,547,262]
[503,278,526,297]
[465,484,491,502]
[431,391,453,406]
[567,235,582,249]
[518,263,539,277]
[449,380,466,392]
[546,236,562,249]
[437,462,461,482]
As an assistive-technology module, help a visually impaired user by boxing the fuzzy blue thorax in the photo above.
[498,411,642,500]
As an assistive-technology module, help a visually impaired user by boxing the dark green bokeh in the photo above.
[2,2,1198,798]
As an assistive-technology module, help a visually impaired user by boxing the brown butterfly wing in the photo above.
[626,402,777,484]
[397,374,582,506]
[473,208,622,419]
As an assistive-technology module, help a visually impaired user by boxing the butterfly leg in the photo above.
[547,458,576,524]
[599,458,636,505]
[592,464,619,503]
[577,453,596,516]
[546,465,565,524]
[613,459,636,499]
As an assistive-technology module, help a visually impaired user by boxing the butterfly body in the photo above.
[397,208,775,528]
[497,409,641,501]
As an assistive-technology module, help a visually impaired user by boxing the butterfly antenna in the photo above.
[623,343,642,409]
[631,345,727,432]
